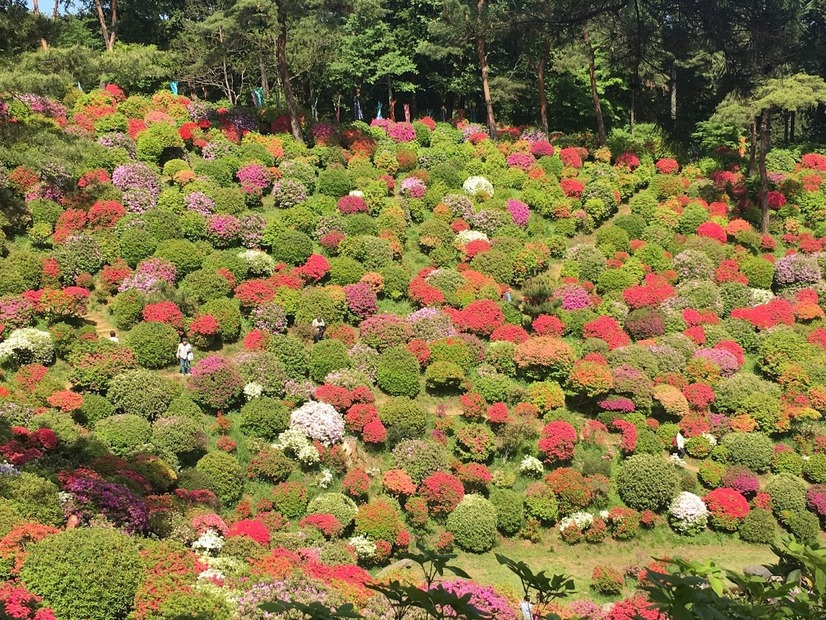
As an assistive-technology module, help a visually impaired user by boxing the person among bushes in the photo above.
[176,337,193,375]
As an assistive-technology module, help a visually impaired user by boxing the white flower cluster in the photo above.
[558,511,594,533]
[0,328,54,365]
[455,229,488,245]
[192,528,225,555]
[519,455,545,477]
[274,429,321,467]
[243,382,264,400]
[462,175,494,198]
[349,190,365,198]
[668,492,709,535]
[701,432,718,446]
[237,249,275,276]
[289,400,345,446]
[669,454,687,468]
[317,468,334,489]
[348,535,377,560]
[749,288,775,305]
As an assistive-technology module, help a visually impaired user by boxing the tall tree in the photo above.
[274,0,303,141]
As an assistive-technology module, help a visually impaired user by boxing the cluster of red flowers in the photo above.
[538,420,577,464]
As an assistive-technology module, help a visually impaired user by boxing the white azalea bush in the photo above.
[237,249,275,276]
[192,528,224,555]
[455,229,488,246]
[668,492,709,535]
[519,455,545,477]
[348,535,377,561]
[0,328,54,366]
[273,428,321,467]
[289,400,345,446]
[462,175,494,198]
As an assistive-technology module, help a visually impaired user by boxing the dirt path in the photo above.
[83,309,117,339]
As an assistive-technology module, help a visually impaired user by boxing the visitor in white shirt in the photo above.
[177,338,193,375]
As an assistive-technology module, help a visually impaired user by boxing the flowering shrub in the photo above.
[189,356,244,410]
[538,420,577,464]
[289,400,345,446]
[668,492,709,535]
[703,487,749,531]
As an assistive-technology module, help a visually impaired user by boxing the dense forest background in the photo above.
[4,0,826,154]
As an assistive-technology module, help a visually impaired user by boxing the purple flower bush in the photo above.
[272,178,307,208]
[119,258,177,292]
[237,162,272,196]
[507,199,530,227]
[289,400,345,446]
[774,253,821,287]
[206,214,241,247]
[344,282,378,319]
[554,284,591,310]
[250,302,288,333]
[112,162,160,213]
[184,191,216,215]
[407,307,456,341]
[62,474,149,533]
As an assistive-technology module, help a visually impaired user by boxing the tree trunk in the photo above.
[274,0,303,143]
[476,0,496,139]
[747,118,757,176]
[93,0,117,51]
[259,56,269,97]
[791,110,796,141]
[670,60,677,123]
[538,36,550,135]
[52,0,59,21]
[630,88,635,134]
[32,0,40,15]
[759,108,771,234]
[783,111,789,143]
[584,31,605,146]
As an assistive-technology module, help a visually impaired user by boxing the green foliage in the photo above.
[309,339,350,383]
[376,346,421,397]
[446,494,498,553]
[195,451,244,506]
[379,397,428,442]
[307,493,358,528]
[20,528,142,620]
[269,229,314,265]
[201,298,242,342]
[0,473,63,526]
[126,321,180,369]
[239,397,290,441]
[766,473,808,516]
[93,414,152,456]
[267,334,309,379]
[617,454,680,512]
[108,369,180,421]
[721,432,774,473]
[490,488,524,535]
[739,508,777,544]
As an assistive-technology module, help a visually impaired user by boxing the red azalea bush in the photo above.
[703,487,750,531]
[538,420,577,464]
[226,518,270,545]
[142,301,185,333]
[342,467,371,499]
[300,513,344,538]
[532,314,564,336]
[583,316,631,349]
[382,469,417,497]
[655,158,679,174]
[419,472,465,516]
[447,300,505,336]
[315,384,353,411]
[490,323,529,343]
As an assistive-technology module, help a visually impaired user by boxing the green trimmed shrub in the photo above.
[200,298,242,342]
[0,473,63,526]
[379,397,428,442]
[111,289,146,331]
[108,369,180,421]
[154,239,204,277]
[20,528,142,620]
[267,335,309,379]
[741,257,775,289]
[446,494,498,553]
[126,321,180,369]
[269,230,313,265]
[195,451,244,506]
[376,346,421,398]
[489,488,524,536]
[721,432,774,473]
[306,492,358,528]
[239,397,290,441]
[617,454,680,512]
[179,269,233,304]
[425,360,466,391]
[739,508,777,544]
[766,473,808,516]
[152,416,207,458]
[76,394,115,425]
[163,394,203,419]
[93,414,151,456]
[317,167,353,197]
[309,339,350,383]
[781,510,819,542]
[329,256,366,286]
[119,228,157,268]
[391,439,450,484]
[803,453,826,484]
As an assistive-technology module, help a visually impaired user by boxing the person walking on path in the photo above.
[312,316,326,343]
[108,330,119,343]
[177,338,193,375]
[676,430,686,458]
[520,596,533,620]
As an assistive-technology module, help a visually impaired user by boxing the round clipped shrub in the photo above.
[267,334,309,379]
[108,369,179,421]
[20,527,142,620]
[739,508,777,544]
[126,321,179,369]
[391,439,450,484]
[446,494,498,553]
[200,298,242,342]
[306,492,358,529]
[77,394,115,425]
[376,346,421,398]
[379,397,428,443]
[93,414,151,456]
[270,230,313,265]
[766,473,808,516]
[195,451,244,506]
[188,356,244,410]
[489,488,524,535]
[152,416,207,459]
[239,397,290,441]
[617,454,680,512]
[803,452,826,484]
[782,510,820,542]
[309,339,350,383]
[721,432,774,473]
